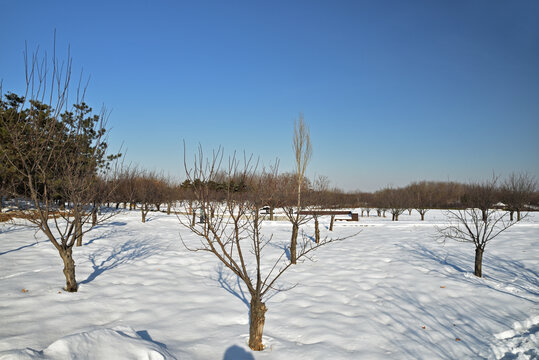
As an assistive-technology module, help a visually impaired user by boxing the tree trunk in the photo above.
[420,212,425,221]
[408,209,412,215]
[269,207,274,221]
[141,205,147,223]
[517,210,521,221]
[361,209,364,217]
[167,202,171,215]
[60,248,78,292]
[481,209,487,222]
[191,210,196,227]
[249,297,267,351]
[74,213,83,247]
[509,210,514,221]
[314,216,320,244]
[75,218,83,246]
[329,215,335,231]
[290,223,298,264]
[474,247,483,277]
[366,209,370,217]
[92,207,98,226]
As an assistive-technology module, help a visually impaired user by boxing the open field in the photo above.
[0,210,537,359]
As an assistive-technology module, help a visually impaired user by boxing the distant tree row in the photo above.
[366,176,537,221]
[6,150,536,224]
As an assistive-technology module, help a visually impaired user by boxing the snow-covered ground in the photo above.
[0,210,537,359]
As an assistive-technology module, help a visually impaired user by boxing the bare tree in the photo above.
[0,41,119,291]
[461,176,500,222]
[177,146,341,351]
[165,180,181,215]
[133,170,169,223]
[307,175,331,244]
[407,181,436,221]
[377,187,406,221]
[437,178,523,277]
[286,114,312,264]
[501,172,537,221]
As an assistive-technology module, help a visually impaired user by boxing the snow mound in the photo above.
[491,316,539,360]
[0,326,176,360]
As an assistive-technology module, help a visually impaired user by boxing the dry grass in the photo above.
[0,210,73,223]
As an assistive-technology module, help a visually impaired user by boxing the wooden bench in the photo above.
[298,210,359,230]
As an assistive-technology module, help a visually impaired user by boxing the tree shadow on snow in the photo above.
[84,230,115,246]
[135,330,169,350]
[214,263,250,309]
[92,221,127,228]
[0,241,41,256]
[268,241,291,261]
[212,263,284,329]
[80,238,158,285]
[372,285,485,359]
[223,345,254,360]
[83,222,128,246]
[0,225,50,256]
[400,242,538,301]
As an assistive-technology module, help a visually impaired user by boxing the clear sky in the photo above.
[1,0,538,191]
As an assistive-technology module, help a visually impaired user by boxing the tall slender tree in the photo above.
[286,114,312,264]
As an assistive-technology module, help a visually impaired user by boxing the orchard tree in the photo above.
[111,166,138,210]
[133,170,169,223]
[178,146,342,351]
[285,114,312,264]
[460,177,500,222]
[305,175,330,243]
[501,173,537,221]
[407,181,435,220]
[377,187,407,221]
[0,41,119,292]
[437,178,523,277]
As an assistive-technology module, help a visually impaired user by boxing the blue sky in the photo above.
[1,0,538,191]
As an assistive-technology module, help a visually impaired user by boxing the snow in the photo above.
[0,210,537,359]
[0,326,175,360]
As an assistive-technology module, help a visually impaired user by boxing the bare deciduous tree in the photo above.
[286,114,312,264]
[133,170,169,223]
[501,172,537,221]
[307,175,330,243]
[407,181,436,221]
[437,178,524,277]
[0,41,119,291]
[377,187,407,221]
[177,146,341,351]
[461,176,500,222]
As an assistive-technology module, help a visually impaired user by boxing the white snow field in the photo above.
[0,210,537,359]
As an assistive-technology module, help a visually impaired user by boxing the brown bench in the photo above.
[298,210,359,230]
[298,210,358,220]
